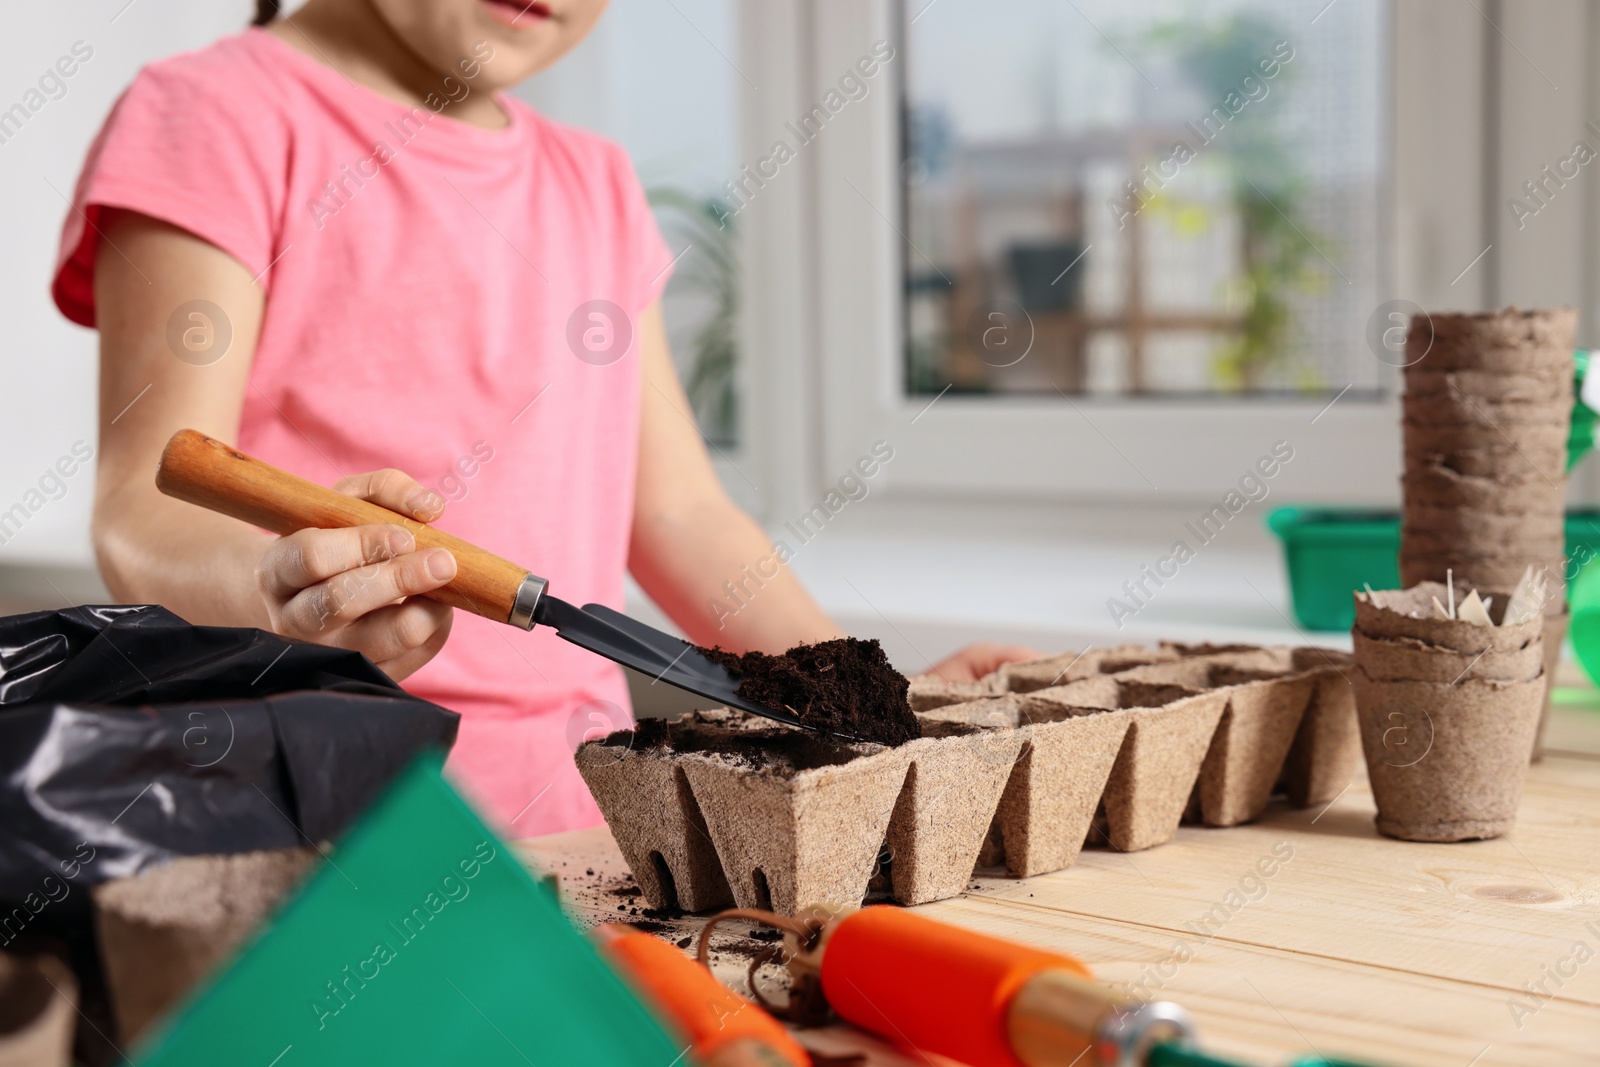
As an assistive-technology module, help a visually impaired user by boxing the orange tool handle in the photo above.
[820,906,1092,1067]
[155,429,540,626]
[592,924,809,1067]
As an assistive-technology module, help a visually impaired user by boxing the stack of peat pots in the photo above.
[1351,583,1546,841]
[1400,307,1576,758]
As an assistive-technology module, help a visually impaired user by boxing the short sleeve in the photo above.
[52,53,288,327]
[605,141,677,314]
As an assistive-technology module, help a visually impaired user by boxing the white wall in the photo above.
[0,1,257,568]
[513,0,736,196]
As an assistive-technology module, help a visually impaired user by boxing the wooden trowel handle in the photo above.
[156,429,546,629]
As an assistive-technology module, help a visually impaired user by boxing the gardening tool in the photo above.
[699,906,1389,1067]
[154,429,807,730]
[700,905,1196,1067]
[592,923,808,1067]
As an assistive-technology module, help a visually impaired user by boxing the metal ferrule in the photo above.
[1007,968,1197,1067]
[1093,998,1196,1066]
[508,573,548,630]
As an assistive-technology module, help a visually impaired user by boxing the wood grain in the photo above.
[156,429,535,625]
[521,703,1600,1067]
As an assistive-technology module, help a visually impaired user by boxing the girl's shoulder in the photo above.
[122,30,284,112]
[100,30,300,165]
[54,32,301,326]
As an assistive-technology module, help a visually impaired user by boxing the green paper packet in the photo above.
[137,754,682,1067]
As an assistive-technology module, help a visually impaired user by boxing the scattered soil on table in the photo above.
[592,874,685,921]
[703,637,920,746]
[714,937,776,959]
[562,866,793,999]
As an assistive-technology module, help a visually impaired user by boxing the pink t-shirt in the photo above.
[54,30,674,836]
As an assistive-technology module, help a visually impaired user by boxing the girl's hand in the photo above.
[255,469,457,681]
[922,642,1046,683]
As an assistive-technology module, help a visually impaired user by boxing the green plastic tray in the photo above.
[1268,508,1600,632]
[1266,508,1401,631]
[136,754,681,1067]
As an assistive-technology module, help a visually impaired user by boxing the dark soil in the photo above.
[613,715,874,773]
[618,717,735,753]
[703,637,921,746]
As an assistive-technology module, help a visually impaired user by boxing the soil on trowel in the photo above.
[703,637,921,746]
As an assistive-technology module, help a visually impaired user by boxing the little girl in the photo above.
[56,0,1032,834]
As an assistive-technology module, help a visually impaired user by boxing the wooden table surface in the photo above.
[516,699,1600,1067]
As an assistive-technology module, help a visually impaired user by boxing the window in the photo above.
[900,0,1388,399]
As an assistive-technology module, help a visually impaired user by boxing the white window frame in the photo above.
[734,0,1600,517]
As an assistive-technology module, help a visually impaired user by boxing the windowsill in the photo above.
[778,523,1331,673]
[626,498,1344,682]
[0,562,111,617]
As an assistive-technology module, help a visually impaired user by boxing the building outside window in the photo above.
[900,0,1387,401]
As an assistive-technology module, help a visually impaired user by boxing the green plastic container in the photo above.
[1572,351,1597,463]
[137,754,680,1067]
[1266,508,1401,631]
[1567,496,1600,684]
[1570,561,1600,684]
[1269,508,1600,632]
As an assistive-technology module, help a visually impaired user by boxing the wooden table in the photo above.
[517,700,1600,1067]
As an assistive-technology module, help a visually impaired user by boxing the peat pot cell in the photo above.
[574,713,753,914]
[678,736,911,918]
[1028,680,1229,852]
[883,718,1025,903]
[907,671,1010,712]
[998,697,1136,877]
[1277,649,1360,808]
[1003,644,1178,693]
[1119,658,1317,827]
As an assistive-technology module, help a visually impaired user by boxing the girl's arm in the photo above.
[628,302,1041,677]
[92,213,457,679]
[628,302,840,653]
